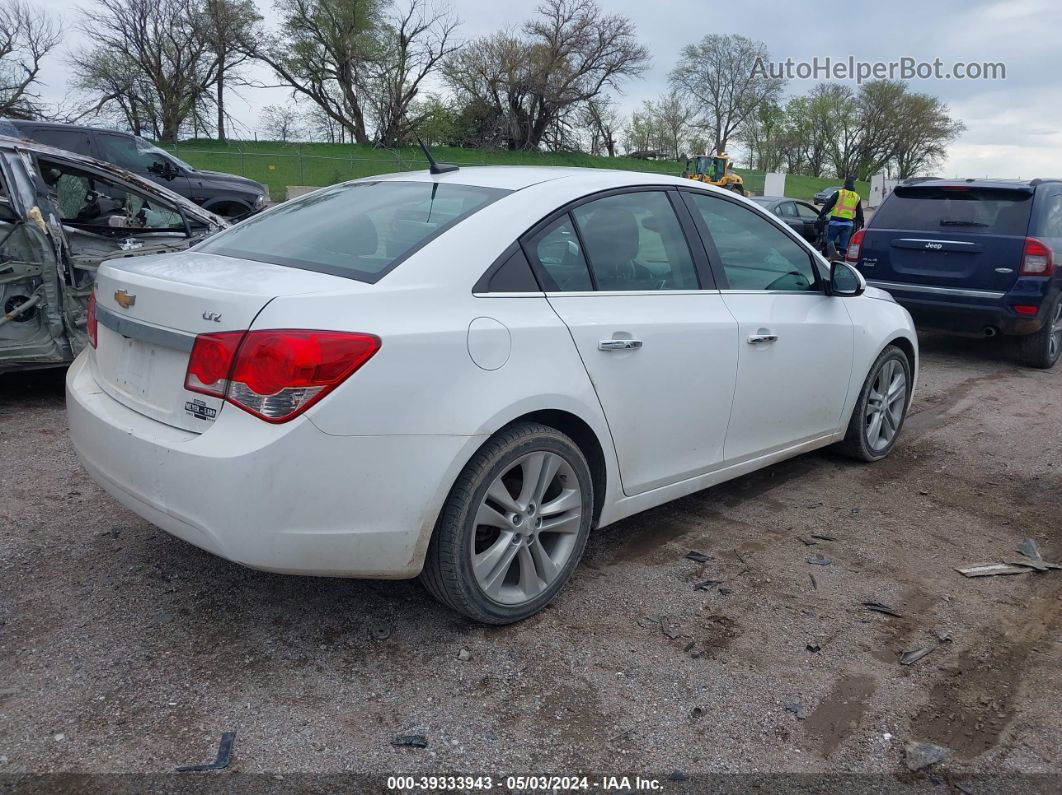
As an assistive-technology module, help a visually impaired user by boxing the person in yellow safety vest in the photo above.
[817,176,864,259]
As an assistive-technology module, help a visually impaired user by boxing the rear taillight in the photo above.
[846,228,866,263]
[184,330,380,423]
[86,292,98,348]
[1021,237,1054,276]
[1014,305,1039,316]
[184,331,244,396]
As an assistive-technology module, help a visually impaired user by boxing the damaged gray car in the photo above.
[0,135,227,373]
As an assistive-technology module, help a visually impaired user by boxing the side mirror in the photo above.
[828,260,865,297]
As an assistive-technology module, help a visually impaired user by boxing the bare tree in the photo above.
[653,89,696,161]
[199,0,262,141]
[891,92,964,178]
[581,96,621,157]
[250,0,385,145]
[73,0,222,141]
[444,0,649,150]
[0,1,61,119]
[669,34,784,155]
[368,0,459,147]
[259,103,305,141]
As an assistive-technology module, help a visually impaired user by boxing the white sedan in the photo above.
[67,167,917,624]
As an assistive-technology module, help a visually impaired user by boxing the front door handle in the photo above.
[599,339,643,351]
[747,334,778,344]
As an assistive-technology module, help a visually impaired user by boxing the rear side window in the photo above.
[530,215,593,291]
[571,191,699,291]
[25,127,93,156]
[873,186,1033,236]
[199,181,508,282]
[1037,194,1062,238]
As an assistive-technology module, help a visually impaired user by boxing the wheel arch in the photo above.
[201,196,254,216]
[503,409,608,528]
[886,334,917,386]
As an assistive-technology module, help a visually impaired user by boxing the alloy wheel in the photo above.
[470,451,583,605]
[865,358,907,452]
[1050,300,1062,361]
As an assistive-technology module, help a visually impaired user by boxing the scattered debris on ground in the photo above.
[900,646,935,666]
[863,601,903,618]
[392,735,428,749]
[806,554,832,566]
[685,551,711,563]
[784,702,808,720]
[810,534,837,542]
[956,539,1061,577]
[457,648,471,662]
[904,740,950,771]
[693,579,722,591]
[954,563,1029,578]
[369,623,392,640]
[176,731,236,772]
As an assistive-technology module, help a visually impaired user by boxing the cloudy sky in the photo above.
[29,0,1062,178]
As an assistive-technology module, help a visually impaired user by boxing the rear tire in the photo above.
[836,345,912,462]
[420,422,593,624]
[1017,294,1062,369]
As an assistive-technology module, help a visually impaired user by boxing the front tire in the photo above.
[1018,294,1062,369]
[420,422,593,624]
[836,345,912,462]
[730,183,746,196]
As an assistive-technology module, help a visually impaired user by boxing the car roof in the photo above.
[367,165,694,191]
[900,177,1056,190]
[0,117,133,138]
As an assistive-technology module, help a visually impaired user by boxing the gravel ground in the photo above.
[1,332,1060,790]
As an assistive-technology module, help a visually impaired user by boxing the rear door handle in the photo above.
[747,334,778,344]
[599,339,643,351]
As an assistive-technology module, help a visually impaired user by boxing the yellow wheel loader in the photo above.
[682,153,746,195]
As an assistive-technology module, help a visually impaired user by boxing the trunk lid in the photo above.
[859,184,1034,293]
[91,251,365,431]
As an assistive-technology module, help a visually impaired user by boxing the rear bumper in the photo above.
[867,280,1055,336]
[66,352,481,578]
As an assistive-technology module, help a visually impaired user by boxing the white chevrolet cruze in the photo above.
[67,167,917,624]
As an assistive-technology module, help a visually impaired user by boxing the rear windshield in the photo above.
[199,180,509,282]
[873,186,1033,236]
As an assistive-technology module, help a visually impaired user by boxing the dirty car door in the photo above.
[0,148,71,371]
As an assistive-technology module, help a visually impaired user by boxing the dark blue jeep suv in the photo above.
[847,178,1062,368]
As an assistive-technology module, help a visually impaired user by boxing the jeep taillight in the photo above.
[184,330,380,423]
[846,228,866,263]
[1021,237,1054,276]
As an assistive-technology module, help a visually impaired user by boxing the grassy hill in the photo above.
[161,139,866,202]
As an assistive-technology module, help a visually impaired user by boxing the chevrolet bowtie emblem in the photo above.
[114,290,136,309]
